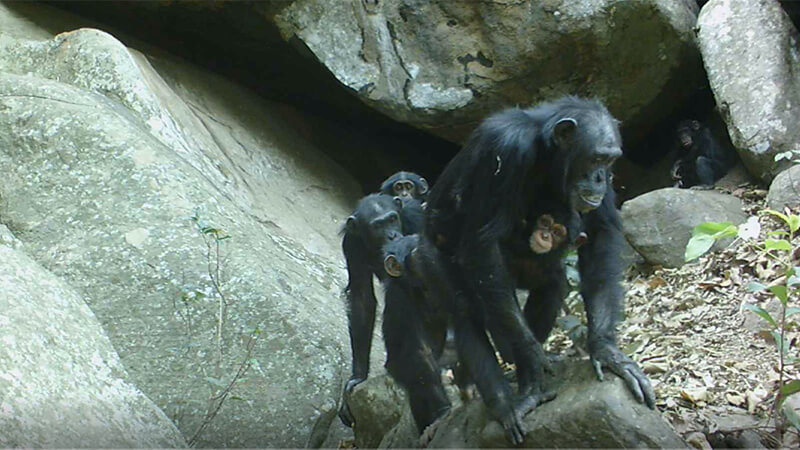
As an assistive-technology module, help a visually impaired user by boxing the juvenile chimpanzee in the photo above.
[338,193,424,427]
[424,96,655,443]
[381,234,454,437]
[670,119,736,188]
[380,171,429,200]
[382,232,556,445]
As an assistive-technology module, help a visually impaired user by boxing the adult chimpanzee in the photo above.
[670,119,736,188]
[338,193,424,427]
[380,171,430,200]
[423,96,655,443]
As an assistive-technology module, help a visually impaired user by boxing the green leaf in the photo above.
[768,230,790,237]
[769,285,789,303]
[685,234,715,261]
[743,304,778,329]
[781,380,800,397]
[747,281,767,292]
[764,209,790,226]
[772,330,786,352]
[693,221,735,235]
[787,214,800,233]
[712,225,738,239]
[764,239,793,251]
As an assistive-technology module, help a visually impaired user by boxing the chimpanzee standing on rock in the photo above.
[670,119,736,188]
[414,96,655,444]
[337,191,424,427]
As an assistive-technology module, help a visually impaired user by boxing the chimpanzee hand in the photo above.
[495,390,556,446]
[589,343,656,409]
[337,376,366,427]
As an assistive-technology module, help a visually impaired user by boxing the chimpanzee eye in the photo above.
[394,184,402,192]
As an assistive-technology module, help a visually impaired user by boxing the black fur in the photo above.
[671,119,736,188]
[411,96,655,443]
[337,193,424,427]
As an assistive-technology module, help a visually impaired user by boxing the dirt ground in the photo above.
[579,188,799,448]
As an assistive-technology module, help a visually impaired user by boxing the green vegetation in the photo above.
[686,209,800,438]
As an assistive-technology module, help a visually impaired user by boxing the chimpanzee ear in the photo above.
[418,177,429,194]
[346,216,357,232]
[554,118,578,147]
[384,255,403,278]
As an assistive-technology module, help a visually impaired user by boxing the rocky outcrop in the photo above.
[0,226,186,448]
[275,0,702,143]
[697,0,800,181]
[348,362,685,448]
[621,189,746,268]
[0,4,363,447]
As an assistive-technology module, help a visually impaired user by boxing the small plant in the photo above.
[179,211,260,447]
[685,209,800,438]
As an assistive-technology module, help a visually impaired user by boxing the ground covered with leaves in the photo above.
[605,188,798,448]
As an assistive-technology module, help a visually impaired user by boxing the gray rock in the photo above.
[370,361,684,448]
[697,0,800,181]
[275,0,702,143]
[621,188,746,268]
[349,375,407,448]
[0,7,363,447]
[767,164,800,209]
[0,229,185,448]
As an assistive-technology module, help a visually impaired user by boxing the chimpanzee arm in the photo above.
[578,193,656,408]
[338,233,378,426]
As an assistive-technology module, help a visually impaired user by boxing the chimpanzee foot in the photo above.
[419,407,451,448]
[337,376,366,427]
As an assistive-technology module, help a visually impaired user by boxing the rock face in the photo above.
[0,226,186,448]
[767,164,800,210]
[0,4,363,448]
[349,362,685,448]
[621,189,746,268]
[275,0,702,143]
[697,0,800,181]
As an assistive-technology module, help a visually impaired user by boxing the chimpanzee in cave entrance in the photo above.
[380,170,430,201]
[379,96,655,444]
[670,119,736,188]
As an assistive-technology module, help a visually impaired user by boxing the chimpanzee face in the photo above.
[381,172,429,200]
[392,179,417,198]
[346,194,404,248]
[382,234,419,278]
[555,116,622,213]
[675,120,700,150]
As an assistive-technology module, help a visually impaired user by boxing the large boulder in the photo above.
[767,164,800,210]
[621,188,746,268]
[697,0,800,181]
[275,0,702,143]
[349,362,685,448]
[0,4,365,447]
[0,226,185,448]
